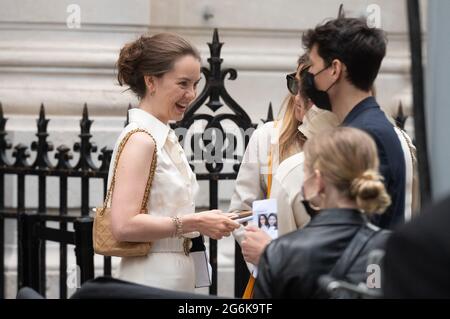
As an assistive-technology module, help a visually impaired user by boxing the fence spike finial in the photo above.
[75,102,97,171]
[262,102,274,124]
[32,103,53,168]
[80,103,94,134]
[39,103,45,118]
[208,27,223,59]
[338,4,345,18]
[0,102,5,131]
[82,103,88,119]
[0,101,6,132]
[395,101,407,130]
[36,103,49,132]
[0,102,8,134]
[213,28,219,44]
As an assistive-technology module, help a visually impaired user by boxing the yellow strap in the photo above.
[102,128,157,214]
[242,275,256,299]
[266,120,279,198]
[242,121,279,299]
[267,154,274,198]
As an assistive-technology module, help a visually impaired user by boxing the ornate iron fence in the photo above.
[0,29,275,299]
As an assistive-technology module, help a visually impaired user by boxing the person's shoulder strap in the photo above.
[266,120,279,198]
[329,223,380,279]
[397,127,421,215]
[105,128,157,212]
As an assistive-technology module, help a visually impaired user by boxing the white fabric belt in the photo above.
[150,237,186,253]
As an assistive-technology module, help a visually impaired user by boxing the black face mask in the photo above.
[301,65,336,111]
[301,199,319,219]
[301,185,320,218]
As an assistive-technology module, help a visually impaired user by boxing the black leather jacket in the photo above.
[254,208,391,299]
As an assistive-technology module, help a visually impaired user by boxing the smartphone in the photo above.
[231,211,252,219]
[235,215,253,224]
[231,211,253,224]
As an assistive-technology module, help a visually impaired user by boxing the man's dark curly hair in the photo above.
[302,18,387,91]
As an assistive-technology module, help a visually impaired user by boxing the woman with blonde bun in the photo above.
[241,105,339,265]
[255,127,391,299]
[231,54,339,297]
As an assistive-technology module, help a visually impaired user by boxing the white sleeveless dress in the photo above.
[107,108,199,293]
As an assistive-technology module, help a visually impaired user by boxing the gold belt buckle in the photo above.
[183,238,192,256]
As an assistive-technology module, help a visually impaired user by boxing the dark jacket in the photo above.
[70,277,217,299]
[383,194,450,298]
[254,208,391,299]
[342,97,406,229]
[18,276,219,299]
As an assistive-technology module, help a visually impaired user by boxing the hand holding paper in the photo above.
[241,225,272,266]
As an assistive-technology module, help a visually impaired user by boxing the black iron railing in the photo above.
[0,102,113,298]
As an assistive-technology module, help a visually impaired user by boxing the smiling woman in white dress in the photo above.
[110,33,239,293]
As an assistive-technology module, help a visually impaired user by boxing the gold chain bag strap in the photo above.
[93,128,157,257]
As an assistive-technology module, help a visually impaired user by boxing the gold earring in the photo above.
[150,90,155,96]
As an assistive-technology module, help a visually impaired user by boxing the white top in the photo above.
[270,152,310,236]
[229,109,338,274]
[229,107,339,219]
[394,127,418,221]
[228,121,280,215]
[108,108,199,292]
[228,121,279,274]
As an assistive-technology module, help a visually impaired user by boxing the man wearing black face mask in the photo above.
[300,18,406,229]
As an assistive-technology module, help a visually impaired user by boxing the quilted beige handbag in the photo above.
[93,128,157,257]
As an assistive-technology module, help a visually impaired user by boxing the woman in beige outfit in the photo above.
[109,33,239,292]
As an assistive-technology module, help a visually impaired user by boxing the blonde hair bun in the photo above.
[350,170,391,214]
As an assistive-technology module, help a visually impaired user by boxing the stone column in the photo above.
[426,0,450,200]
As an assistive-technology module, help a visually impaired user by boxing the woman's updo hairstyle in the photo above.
[117,33,201,99]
